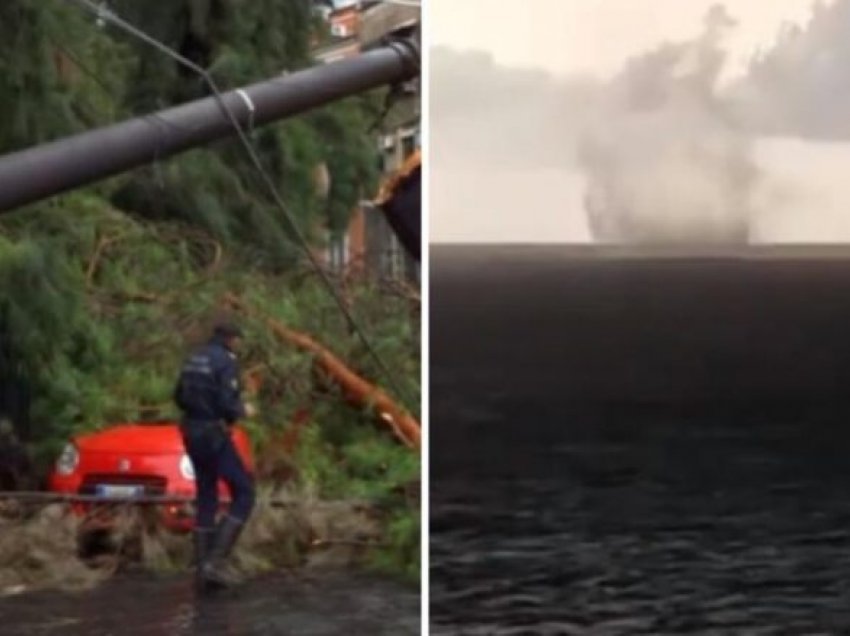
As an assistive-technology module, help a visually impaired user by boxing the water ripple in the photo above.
[431,409,850,633]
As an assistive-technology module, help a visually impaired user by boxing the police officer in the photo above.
[174,322,256,590]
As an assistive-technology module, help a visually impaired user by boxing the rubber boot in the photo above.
[200,515,244,591]
[193,527,215,590]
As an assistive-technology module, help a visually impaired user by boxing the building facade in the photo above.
[312,0,420,284]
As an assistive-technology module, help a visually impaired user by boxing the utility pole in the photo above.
[0,39,419,213]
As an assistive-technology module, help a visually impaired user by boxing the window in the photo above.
[327,233,349,273]
[330,23,351,38]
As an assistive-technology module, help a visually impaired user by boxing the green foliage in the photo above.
[369,509,420,581]
[2,0,379,247]
[0,1,132,151]
[308,95,384,234]
[0,1,417,576]
[294,404,420,580]
[0,196,420,575]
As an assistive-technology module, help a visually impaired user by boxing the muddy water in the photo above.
[0,569,419,635]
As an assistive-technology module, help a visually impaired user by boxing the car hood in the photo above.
[75,424,185,455]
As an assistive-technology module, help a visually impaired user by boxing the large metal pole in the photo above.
[0,40,419,212]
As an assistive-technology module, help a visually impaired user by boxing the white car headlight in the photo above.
[179,454,195,481]
[56,443,79,476]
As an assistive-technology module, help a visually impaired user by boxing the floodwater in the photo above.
[431,399,850,634]
[430,246,850,634]
[0,569,419,635]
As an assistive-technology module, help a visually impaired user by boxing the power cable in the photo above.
[64,0,419,412]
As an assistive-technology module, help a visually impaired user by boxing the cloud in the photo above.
[431,1,850,243]
[430,46,602,170]
[578,5,759,243]
[731,0,850,139]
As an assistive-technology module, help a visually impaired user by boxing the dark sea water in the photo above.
[431,397,850,634]
[430,246,850,635]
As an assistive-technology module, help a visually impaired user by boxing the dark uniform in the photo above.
[174,324,255,589]
[0,420,31,490]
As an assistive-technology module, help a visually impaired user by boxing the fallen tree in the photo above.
[223,293,421,450]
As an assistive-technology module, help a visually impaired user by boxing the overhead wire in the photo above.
[64,0,419,413]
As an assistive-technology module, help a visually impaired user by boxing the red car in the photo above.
[47,420,254,532]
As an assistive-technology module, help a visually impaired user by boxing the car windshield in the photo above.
[135,418,177,426]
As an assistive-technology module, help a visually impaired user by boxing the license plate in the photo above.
[95,484,144,498]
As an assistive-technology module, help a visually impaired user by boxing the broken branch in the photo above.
[223,293,420,450]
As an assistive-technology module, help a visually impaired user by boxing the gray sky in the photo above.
[429,0,825,243]
[429,0,817,79]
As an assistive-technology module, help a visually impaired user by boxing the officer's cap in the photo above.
[213,322,244,339]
